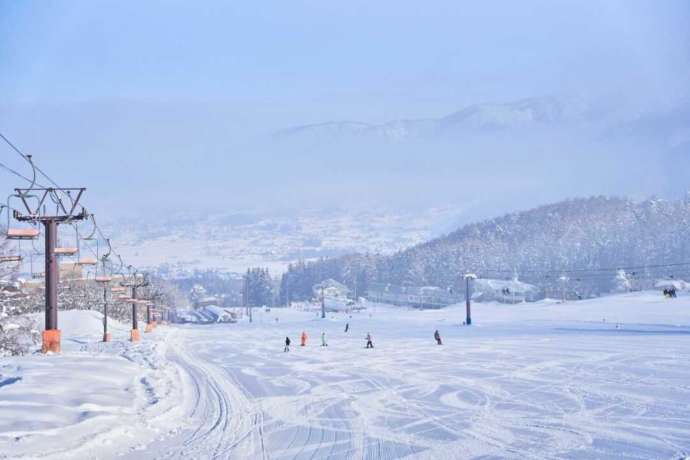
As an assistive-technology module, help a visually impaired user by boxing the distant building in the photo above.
[473,278,543,303]
[312,279,350,299]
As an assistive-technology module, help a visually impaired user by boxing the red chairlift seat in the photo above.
[54,247,78,256]
[111,286,126,293]
[0,255,22,263]
[95,275,112,283]
[7,228,40,240]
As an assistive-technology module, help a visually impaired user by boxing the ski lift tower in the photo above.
[12,187,88,353]
[464,273,477,326]
[321,286,326,319]
[121,269,149,342]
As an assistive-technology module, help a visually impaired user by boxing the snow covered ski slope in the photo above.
[2,292,690,459]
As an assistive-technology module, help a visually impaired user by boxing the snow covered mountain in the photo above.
[279,195,690,303]
[275,96,590,142]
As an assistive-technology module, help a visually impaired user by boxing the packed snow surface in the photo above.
[2,292,690,459]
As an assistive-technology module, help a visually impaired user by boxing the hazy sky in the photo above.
[1,1,689,218]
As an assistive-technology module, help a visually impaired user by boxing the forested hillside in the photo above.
[280,195,690,302]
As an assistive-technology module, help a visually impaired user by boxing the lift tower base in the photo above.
[41,329,61,353]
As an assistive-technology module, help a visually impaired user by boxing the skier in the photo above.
[365,332,374,349]
[434,329,443,345]
[284,336,291,352]
[344,322,350,333]
[301,331,308,346]
[321,332,328,347]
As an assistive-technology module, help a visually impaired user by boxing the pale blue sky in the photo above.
[0,1,688,216]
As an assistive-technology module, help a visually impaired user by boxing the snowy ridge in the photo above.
[276,96,580,142]
[281,195,690,300]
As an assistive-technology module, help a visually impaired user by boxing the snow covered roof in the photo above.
[474,278,539,294]
[655,279,688,290]
[313,279,350,297]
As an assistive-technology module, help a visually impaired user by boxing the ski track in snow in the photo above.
[2,294,690,459]
[136,296,690,459]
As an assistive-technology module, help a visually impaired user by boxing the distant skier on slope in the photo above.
[284,336,291,352]
[344,322,349,333]
[434,329,443,345]
[301,331,308,346]
[365,332,374,349]
[321,332,328,347]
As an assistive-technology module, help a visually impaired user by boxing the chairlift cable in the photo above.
[0,130,140,275]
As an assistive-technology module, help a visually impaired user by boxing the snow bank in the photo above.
[0,314,39,357]
[0,310,186,459]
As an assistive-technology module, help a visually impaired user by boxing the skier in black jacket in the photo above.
[434,329,443,345]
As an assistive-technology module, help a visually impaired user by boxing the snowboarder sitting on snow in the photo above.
[321,332,328,347]
[284,336,291,352]
[434,329,443,345]
[301,331,308,346]
[365,332,374,349]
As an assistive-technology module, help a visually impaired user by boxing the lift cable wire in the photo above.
[0,159,44,185]
[0,132,136,274]
[0,131,63,191]
[475,261,690,276]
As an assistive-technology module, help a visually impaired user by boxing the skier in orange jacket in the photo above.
[301,331,308,346]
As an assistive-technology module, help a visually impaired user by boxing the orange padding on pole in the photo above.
[130,329,141,342]
[144,321,157,333]
[42,329,61,353]
[103,333,112,342]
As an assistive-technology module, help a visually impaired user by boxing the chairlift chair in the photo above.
[3,200,40,240]
[93,237,113,283]
[54,247,79,256]
[81,215,98,241]
[78,257,98,266]
[1,205,36,270]
[6,227,40,240]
